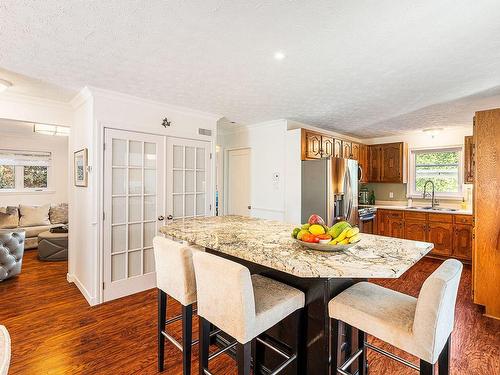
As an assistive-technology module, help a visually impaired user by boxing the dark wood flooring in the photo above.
[1,251,499,374]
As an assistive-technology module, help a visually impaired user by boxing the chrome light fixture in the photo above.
[0,79,13,93]
[34,123,70,136]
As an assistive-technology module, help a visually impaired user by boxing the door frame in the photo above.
[224,147,251,216]
[97,124,216,304]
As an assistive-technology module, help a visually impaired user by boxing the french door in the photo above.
[166,138,211,220]
[103,129,164,301]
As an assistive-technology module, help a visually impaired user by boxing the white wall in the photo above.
[218,120,289,221]
[68,87,219,306]
[0,132,68,206]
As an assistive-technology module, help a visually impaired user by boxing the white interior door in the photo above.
[227,148,251,216]
[103,129,164,301]
[166,138,211,220]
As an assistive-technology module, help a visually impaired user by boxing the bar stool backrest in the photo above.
[193,251,256,344]
[153,236,197,306]
[413,259,463,363]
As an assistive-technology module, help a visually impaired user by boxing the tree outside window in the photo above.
[0,165,15,189]
[23,166,48,188]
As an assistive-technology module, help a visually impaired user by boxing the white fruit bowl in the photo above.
[294,238,360,252]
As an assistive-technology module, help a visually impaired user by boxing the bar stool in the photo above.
[153,236,203,374]
[192,251,306,375]
[328,259,463,375]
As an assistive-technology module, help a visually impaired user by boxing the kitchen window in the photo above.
[0,150,52,192]
[408,147,463,199]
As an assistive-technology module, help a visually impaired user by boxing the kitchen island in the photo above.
[160,216,433,374]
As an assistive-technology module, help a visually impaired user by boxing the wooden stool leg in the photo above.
[296,308,307,374]
[330,319,340,375]
[158,290,167,372]
[438,335,451,375]
[237,342,252,375]
[198,317,210,375]
[182,304,193,375]
[420,360,434,375]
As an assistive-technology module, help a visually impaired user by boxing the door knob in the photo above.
[247,205,251,210]
[158,215,165,221]
[167,215,173,220]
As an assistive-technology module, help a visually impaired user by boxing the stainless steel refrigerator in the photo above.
[301,157,359,226]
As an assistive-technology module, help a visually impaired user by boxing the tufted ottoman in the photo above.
[0,325,10,375]
[0,229,25,282]
[37,231,68,261]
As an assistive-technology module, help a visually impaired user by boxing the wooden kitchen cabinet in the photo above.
[358,144,369,183]
[453,224,473,260]
[464,135,475,183]
[342,141,352,159]
[333,138,342,158]
[428,222,453,257]
[304,131,323,159]
[350,142,360,160]
[380,143,407,183]
[368,145,381,182]
[321,136,335,158]
[376,209,404,238]
[301,129,345,159]
[387,217,405,238]
[404,219,427,242]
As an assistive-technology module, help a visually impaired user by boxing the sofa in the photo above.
[0,229,25,281]
[0,203,68,250]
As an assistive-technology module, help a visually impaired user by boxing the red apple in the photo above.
[308,214,325,225]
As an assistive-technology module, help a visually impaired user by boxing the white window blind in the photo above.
[0,150,52,167]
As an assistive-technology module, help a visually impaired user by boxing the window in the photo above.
[0,150,52,192]
[409,147,463,198]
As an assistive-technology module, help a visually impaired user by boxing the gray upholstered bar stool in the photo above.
[193,251,306,375]
[0,325,10,375]
[328,259,463,375]
[153,236,203,375]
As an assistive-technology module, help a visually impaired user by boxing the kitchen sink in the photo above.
[407,206,459,212]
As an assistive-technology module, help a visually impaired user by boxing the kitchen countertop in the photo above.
[160,216,433,279]
[359,204,473,215]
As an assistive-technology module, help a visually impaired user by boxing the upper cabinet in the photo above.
[303,131,323,159]
[368,145,381,182]
[358,144,369,183]
[301,130,345,159]
[368,142,407,183]
[464,134,475,184]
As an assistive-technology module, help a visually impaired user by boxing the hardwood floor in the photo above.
[1,251,499,374]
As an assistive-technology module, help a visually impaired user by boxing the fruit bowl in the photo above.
[294,238,361,252]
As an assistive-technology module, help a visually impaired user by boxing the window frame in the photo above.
[407,145,463,199]
[0,150,53,194]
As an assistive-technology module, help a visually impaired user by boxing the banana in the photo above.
[338,239,349,245]
[334,227,351,242]
[346,227,360,238]
[348,234,361,244]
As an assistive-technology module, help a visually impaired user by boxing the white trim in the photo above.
[69,273,99,306]
[0,190,55,196]
[407,145,464,199]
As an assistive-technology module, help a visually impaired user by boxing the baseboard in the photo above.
[67,273,99,306]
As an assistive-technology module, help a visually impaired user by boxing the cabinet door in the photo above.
[428,222,453,256]
[368,146,381,182]
[333,139,342,158]
[405,219,427,242]
[343,141,352,159]
[453,224,472,260]
[388,218,404,238]
[351,143,360,161]
[376,210,387,235]
[380,143,403,182]
[358,144,369,183]
[305,132,322,159]
[464,135,475,183]
[322,136,334,158]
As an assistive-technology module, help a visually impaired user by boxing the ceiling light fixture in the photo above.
[34,123,70,137]
[274,51,286,60]
[0,79,13,93]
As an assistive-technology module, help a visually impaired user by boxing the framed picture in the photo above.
[74,148,88,187]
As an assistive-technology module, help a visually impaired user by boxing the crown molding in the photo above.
[0,91,73,111]
[69,86,93,109]
[84,86,223,121]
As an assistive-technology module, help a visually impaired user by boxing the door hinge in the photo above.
[103,143,106,151]
[209,204,212,211]
[103,211,105,220]
[210,152,213,160]
[102,282,105,290]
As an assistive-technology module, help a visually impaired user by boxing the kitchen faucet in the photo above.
[423,180,439,209]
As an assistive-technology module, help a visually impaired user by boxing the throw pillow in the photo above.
[0,206,19,229]
[49,203,68,224]
[19,204,51,227]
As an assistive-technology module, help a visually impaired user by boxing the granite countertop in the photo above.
[359,204,473,215]
[160,216,433,279]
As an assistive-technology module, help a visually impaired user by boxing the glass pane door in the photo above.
[167,138,211,220]
[104,129,164,301]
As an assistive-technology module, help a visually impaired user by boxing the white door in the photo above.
[166,138,211,221]
[103,129,164,301]
[227,148,251,216]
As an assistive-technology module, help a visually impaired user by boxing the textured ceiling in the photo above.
[1,0,499,137]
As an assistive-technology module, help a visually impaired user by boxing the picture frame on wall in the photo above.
[74,148,88,187]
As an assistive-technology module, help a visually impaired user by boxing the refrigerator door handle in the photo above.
[345,167,353,221]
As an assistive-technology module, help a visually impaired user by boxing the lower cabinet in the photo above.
[375,209,472,262]
[428,222,453,257]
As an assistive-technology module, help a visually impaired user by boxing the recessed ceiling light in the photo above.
[422,128,444,138]
[274,51,286,60]
[0,79,13,93]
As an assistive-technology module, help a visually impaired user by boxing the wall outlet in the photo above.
[389,192,394,199]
